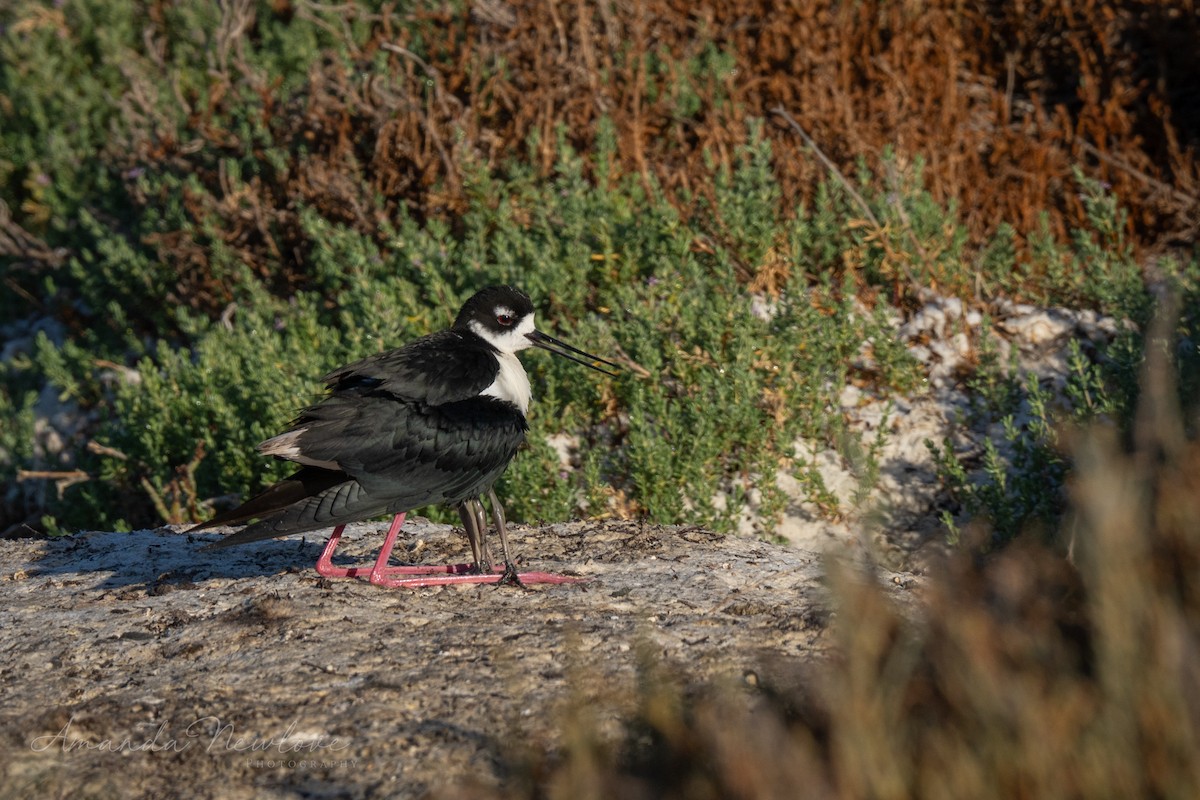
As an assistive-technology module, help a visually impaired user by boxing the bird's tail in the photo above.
[193,467,349,550]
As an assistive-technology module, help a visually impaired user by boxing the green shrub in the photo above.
[929,174,1200,548]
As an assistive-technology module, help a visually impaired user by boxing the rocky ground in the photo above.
[0,519,919,798]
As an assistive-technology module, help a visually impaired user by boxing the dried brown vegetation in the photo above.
[71,0,1198,315]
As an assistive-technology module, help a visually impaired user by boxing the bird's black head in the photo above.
[453,285,536,339]
[453,286,619,375]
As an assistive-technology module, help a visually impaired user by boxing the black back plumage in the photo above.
[197,291,534,548]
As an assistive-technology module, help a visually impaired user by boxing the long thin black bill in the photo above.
[526,330,620,376]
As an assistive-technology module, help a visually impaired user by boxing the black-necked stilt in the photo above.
[192,286,617,588]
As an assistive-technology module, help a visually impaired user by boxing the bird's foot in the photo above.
[496,561,525,588]
[484,557,588,588]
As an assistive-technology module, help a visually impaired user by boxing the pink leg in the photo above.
[313,513,585,588]
[315,524,359,578]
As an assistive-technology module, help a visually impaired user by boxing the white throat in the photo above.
[481,351,532,415]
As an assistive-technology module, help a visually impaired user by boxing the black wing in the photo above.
[322,330,500,405]
[280,391,527,506]
[259,330,515,478]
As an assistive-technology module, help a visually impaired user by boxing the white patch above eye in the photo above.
[493,305,516,322]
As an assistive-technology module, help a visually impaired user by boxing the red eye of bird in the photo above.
[496,313,514,326]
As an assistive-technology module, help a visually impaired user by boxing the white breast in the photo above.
[480,352,532,415]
